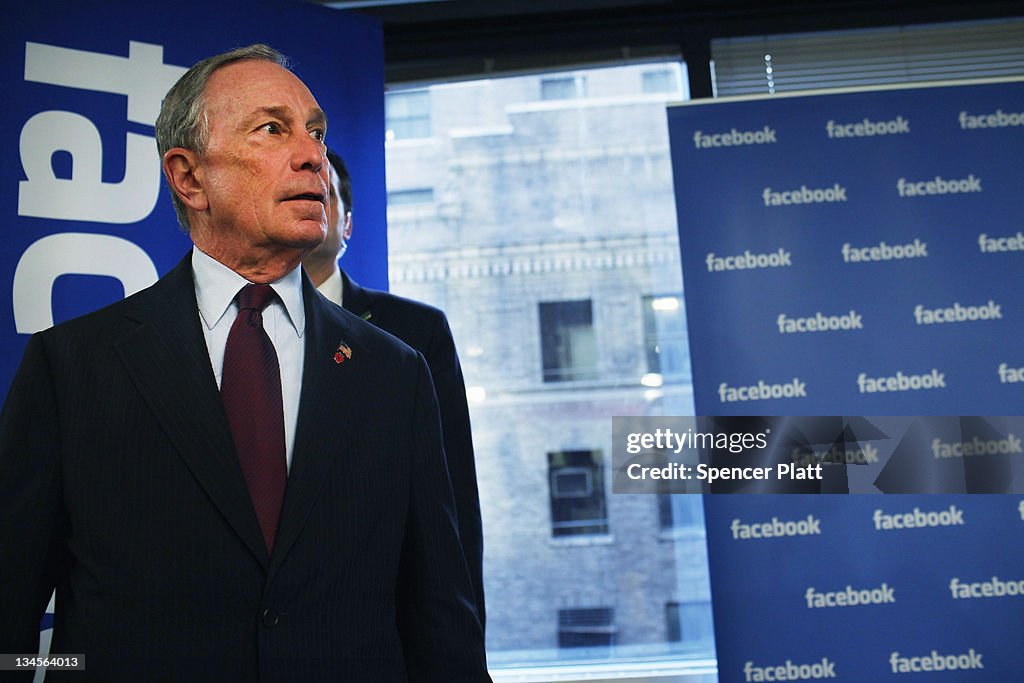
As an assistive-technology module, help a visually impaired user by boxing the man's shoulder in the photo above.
[35,255,191,345]
[365,287,448,327]
[342,271,450,334]
[309,285,425,364]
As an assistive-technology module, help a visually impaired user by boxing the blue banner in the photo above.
[2,0,387,396]
[668,80,1024,679]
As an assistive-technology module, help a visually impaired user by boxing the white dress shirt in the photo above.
[315,262,344,307]
[191,246,305,470]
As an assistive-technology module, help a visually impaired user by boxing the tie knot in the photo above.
[237,284,276,312]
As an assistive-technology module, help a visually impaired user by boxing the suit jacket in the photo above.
[0,255,489,682]
[340,270,485,628]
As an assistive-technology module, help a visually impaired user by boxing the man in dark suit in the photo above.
[0,44,489,682]
[303,150,485,628]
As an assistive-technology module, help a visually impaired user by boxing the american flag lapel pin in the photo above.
[334,341,352,365]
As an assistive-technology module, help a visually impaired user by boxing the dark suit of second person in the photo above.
[303,149,486,627]
[337,269,485,626]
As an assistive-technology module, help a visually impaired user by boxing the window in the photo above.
[540,300,597,383]
[665,602,682,642]
[385,62,706,673]
[644,294,690,379]
[541,75,587,100]
[642,68,678,94]
[658,494,704,530]
[385,89,431,140]
[711,17,1024,97]
[549,450,607,537]
[559,607,616,648]
[666,602,713,646]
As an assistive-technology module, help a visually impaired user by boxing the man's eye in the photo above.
[262,122,282,134]
[310,128,326,142]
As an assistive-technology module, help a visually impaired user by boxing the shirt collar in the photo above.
[191,246,306,336]
[314,262,343,308]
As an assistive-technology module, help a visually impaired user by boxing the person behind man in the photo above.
[0,44,488,682]
[303,150,486,628]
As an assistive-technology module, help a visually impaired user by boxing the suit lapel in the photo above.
[269,278,362,575]
[340,269,375,322]
[114,255,270,567]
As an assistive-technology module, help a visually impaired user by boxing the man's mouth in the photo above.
[285,192,325,204]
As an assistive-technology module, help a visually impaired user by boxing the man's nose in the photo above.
[292,133,325,173]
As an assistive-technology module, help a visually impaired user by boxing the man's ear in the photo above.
[162,148,209,212]
[342,212,353,241]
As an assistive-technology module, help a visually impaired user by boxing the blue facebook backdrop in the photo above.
[668,79,1024,679]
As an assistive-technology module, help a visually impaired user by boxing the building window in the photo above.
[642,68,678,94]
[540,300,597,383]
[541,75,588,100]
[549,450,608,536]
[658,494,704,530]
[558,607,616,648]
[387,188,434,205]
[384,61,709,670]
[643,295,690,379]
[665,602,714,645]
[665,602,682,642]
[385,89,431,140]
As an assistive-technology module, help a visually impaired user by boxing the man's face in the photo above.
[195,60,329,261]
[307,162,349,262]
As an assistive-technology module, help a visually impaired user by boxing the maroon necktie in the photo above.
[221,284,287,553]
